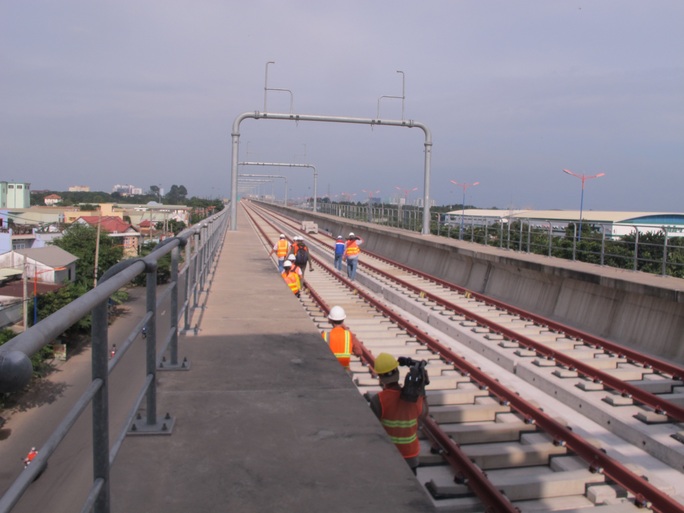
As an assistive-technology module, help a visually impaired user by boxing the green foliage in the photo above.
[50,223,123,287]
[0,328,54,383]
[0,328,16,345]
[35,282,92,333]
[131,243,172,286]
[165,184,188,204]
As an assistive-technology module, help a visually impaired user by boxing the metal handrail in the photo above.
[0,207,229,513]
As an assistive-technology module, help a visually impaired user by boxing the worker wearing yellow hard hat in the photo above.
[367,352,428,474]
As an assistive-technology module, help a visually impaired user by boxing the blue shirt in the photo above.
[335,241,345,257]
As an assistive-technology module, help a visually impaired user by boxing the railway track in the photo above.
[244,200,684,512]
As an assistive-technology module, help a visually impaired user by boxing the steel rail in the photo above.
[274,218,684,424]
[247,203,684,512]
[365,249,684,381]
[341,259,682,513]
[421,417,519,513]
[244,204,517,511]
[256,199,684,382]
[351,251,684,423]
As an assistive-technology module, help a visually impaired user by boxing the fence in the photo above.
[0,207,228,513]
[317,201,684,278]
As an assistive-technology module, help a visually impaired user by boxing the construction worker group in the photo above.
[274,231,427,471]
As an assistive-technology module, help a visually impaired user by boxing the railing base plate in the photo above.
[128,415,176,436]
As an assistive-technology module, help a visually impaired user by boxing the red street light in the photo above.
[562,169,605,241]
[394,186,418,205]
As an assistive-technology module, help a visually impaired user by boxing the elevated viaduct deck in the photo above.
[258,201,684,364]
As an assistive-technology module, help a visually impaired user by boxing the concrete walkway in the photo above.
[110,206,434,513]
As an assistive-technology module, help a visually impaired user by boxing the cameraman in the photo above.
[367,353,428,474]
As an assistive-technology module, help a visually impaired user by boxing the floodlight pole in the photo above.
[562,169,605,241]
[230,111,432,234]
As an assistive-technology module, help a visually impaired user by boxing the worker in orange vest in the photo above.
[343,232,363,281]
[321,306,353,370]
[281,260,301,298]
[366,353,428,475]
[287,254,302,280]
[270,234,290,273]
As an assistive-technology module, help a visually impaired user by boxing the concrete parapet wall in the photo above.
[257,202,684,364]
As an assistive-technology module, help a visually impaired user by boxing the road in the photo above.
[0,285,175,512]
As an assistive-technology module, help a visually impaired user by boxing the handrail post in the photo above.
[129,261,175,435]
[193,231,201,308]
[183,238,192,331]
[662,226,669,276]
[145,263,158,426]
[160,244,189,370]
[92,299,111,513]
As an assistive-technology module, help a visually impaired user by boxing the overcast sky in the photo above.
[1,1,682,211]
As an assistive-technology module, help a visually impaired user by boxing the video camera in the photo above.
[397,357,430,403]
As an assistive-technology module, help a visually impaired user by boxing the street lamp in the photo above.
[362,189,380,222]
[394,186,418,206]
[450,180,479,240]
[562,169,605,241]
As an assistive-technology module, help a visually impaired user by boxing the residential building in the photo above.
[74,216,140,257]
[112,184,144,196]
[0,247,78,329]
[44,194,62,206]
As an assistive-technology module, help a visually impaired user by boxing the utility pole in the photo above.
[22,256,28,331]
[93,205,101,288]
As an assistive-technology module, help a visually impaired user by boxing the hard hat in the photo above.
[31,447,36,451]
[328,305,346,322]
[337,235,343,239]
[283,260,292,268]
[279,234,285,239]
[373,353,398,375]
[287,254,296,261]
[348,232,355,238]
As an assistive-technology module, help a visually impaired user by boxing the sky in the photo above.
[1,1,682,212]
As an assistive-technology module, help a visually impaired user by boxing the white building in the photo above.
[444,209,684,237]
[0,182,31,209]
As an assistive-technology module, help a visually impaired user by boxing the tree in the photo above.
[149,185,161,202]
[51,223,124,287]
[165,184,188,204]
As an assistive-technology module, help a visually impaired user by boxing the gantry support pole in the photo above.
[230,111,432,234]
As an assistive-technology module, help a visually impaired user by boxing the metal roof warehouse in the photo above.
[444,209,684,237]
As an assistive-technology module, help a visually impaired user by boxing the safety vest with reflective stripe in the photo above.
[276,239,289,258]
[378,389,424,459]
[345,240,360,257]
[322,326,352,368]
[281,270,300,295]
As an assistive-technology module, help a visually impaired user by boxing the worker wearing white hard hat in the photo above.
[334,235,346,271]
[290,236,313,286]
[321,306,353,370]
[281,260,301,297]
[344,232,364,281]
[287,253,302,278]
[269,234,290,273]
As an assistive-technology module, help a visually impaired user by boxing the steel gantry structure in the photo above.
[238,173,289,204]
[230,111,433,234]
[239,162,317,210]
